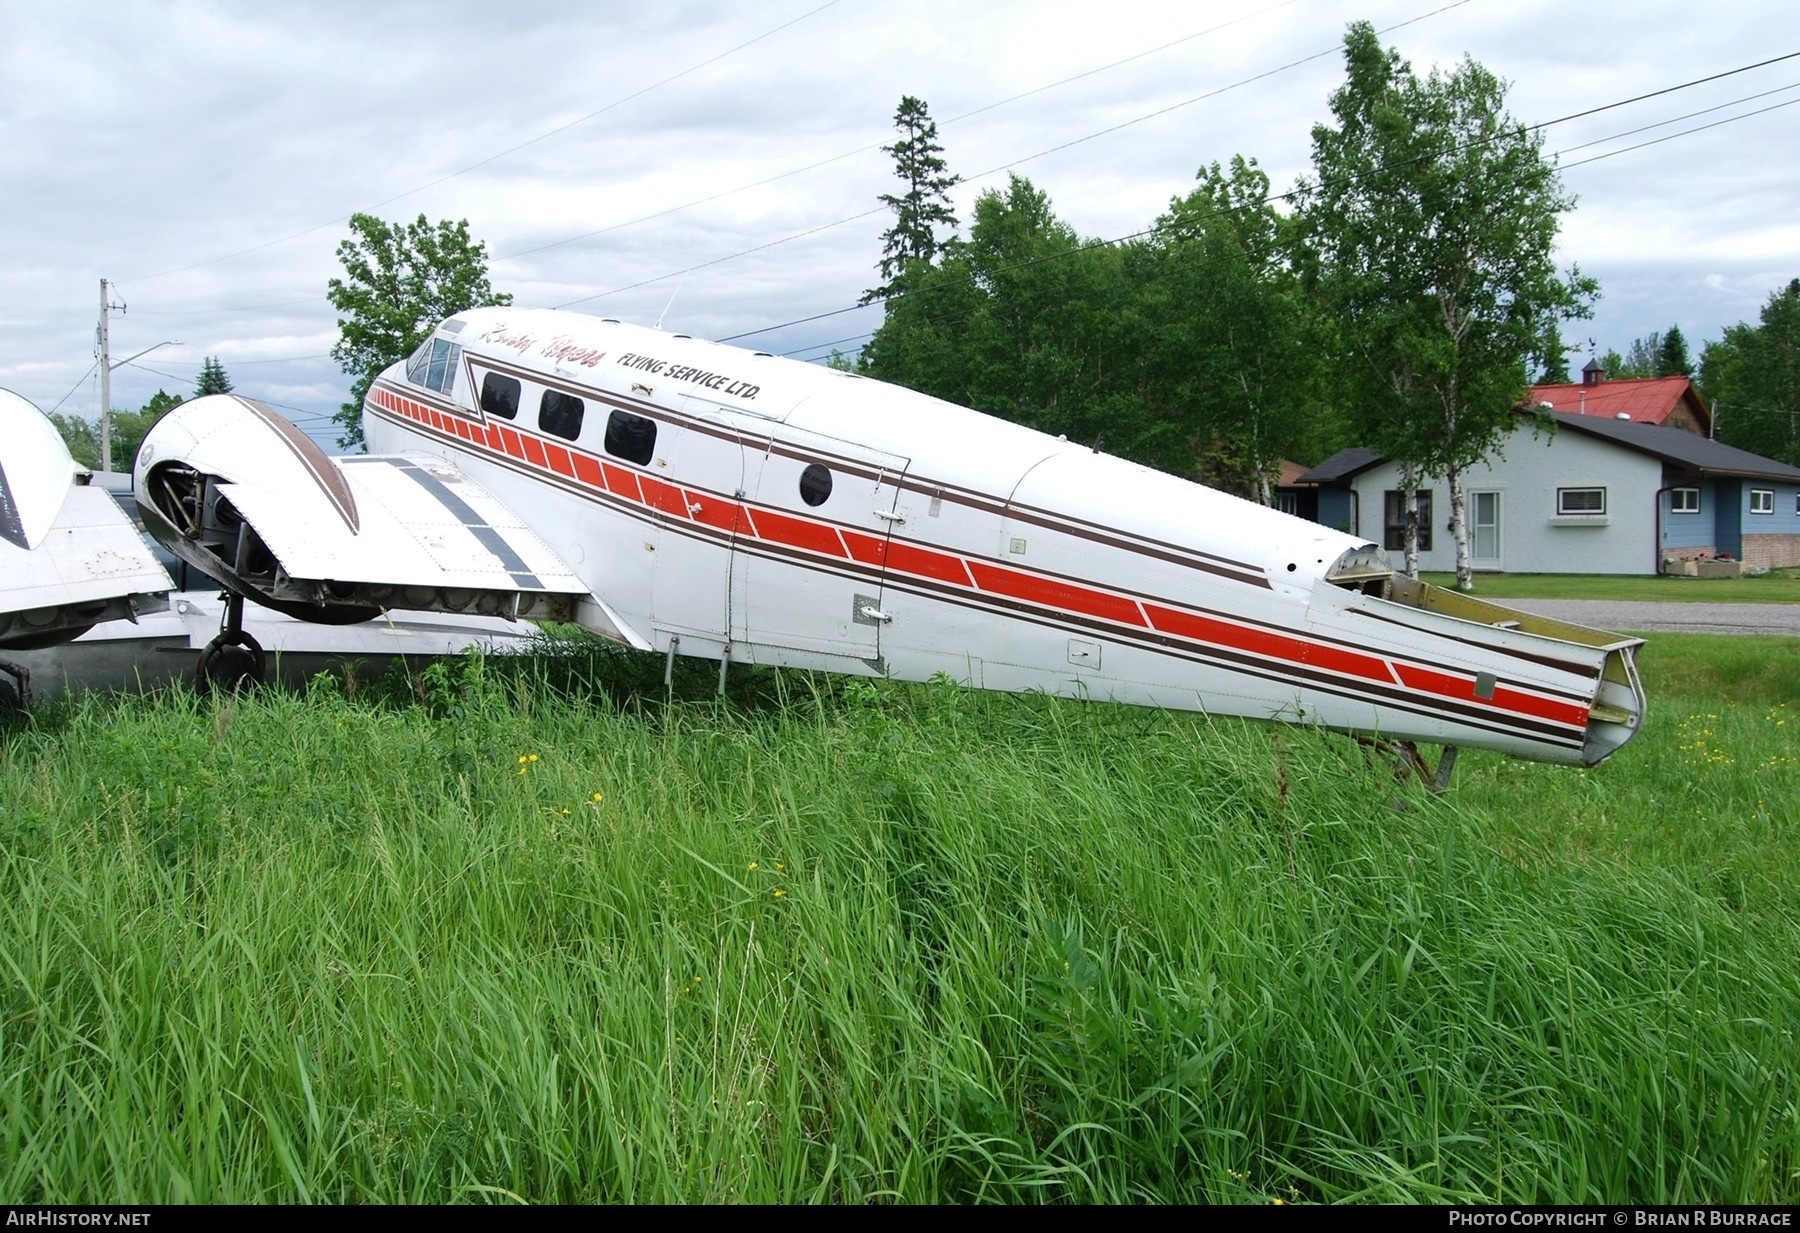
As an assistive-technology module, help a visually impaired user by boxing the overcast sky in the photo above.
[4,0,1797,453]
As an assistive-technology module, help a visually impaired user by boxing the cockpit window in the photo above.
[405,340,432,385]
[425,339,456,393]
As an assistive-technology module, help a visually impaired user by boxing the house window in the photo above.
[1557,487,1606,516]
[1750,488,1775,515]
[1383,489,1433,552]
[1275,492,1299,515]
[1670,487,1700,514]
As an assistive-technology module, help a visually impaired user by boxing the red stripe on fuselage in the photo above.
[967,560,1144,627]
[1392,664,1587,729]
[367,396,1584,739]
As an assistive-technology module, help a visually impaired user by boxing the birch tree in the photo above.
[1298,23,1595,588]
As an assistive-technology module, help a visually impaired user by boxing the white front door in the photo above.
[1471,490,1502,570]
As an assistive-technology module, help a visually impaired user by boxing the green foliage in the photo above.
[1296,22,1596,587]
[1538,334,1574,383]
[2,641,1797,1201]
[1145,157,1331,499]
[47,412,99,469]
[863,96,959,304]
[106,389,184,472]
[326,213,511,450]
[194,356,233,397]
[865,176,1167,465]
[1658,324,1693,378]
[1697,279,1800,465]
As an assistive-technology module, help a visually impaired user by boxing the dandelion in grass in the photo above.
[773,889,785,899]
[590,791,603,803]
[748,861,758,870]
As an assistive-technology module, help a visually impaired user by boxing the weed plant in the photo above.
[1,634,1795,1202]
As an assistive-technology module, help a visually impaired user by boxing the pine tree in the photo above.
[862,96,958,304]
[195,357,234,396]
[1657,324,1693,378]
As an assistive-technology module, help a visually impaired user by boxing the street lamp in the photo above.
[98,339,181,474]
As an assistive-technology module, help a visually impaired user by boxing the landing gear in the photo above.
[0,659,27,712]
[195,592,265,694]
[1355,735,1460,792]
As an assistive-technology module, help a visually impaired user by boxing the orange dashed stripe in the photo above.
[368,391,1586,737]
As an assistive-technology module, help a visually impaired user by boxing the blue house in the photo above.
[1295,413,1800,575]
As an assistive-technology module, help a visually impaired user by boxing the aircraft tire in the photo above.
[196,632,266,694]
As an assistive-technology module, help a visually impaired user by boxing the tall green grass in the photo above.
[1,639,1795,1202]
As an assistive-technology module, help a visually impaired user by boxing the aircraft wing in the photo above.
[2,389,172,650]
[135,396,646,648]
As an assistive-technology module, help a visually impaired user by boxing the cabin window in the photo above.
[1671,487,1700,514]
[799,463,833,507]
[539,390,585,442]
[1557,487,1606,516]
[480,373,520,421]
[1383,489,1433,552]
[604,409,656,466]
[1274,492,1299,515]
[1750,488,1775,515]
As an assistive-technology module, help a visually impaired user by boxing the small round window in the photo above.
[799,463,833,507]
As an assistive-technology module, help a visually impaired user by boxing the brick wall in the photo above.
[1741,535,1800,570]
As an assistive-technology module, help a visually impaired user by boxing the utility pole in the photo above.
[95,279,180,476]
[96,278,126,474]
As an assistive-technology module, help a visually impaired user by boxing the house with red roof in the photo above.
[1528,359,1712,436]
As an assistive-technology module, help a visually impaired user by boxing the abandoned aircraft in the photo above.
[131,307,1646,769]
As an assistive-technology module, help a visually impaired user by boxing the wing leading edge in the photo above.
[135,396,645,647]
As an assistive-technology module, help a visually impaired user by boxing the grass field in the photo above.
[2,635,1797,1203]
[1418,569,1800,603]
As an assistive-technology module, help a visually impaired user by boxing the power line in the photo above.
[1560,95,1800,170]
[116,0,848,287]
[725,54,1800,347]
[46,363,97,415]
[129,0,1319,313]
[493,0,1306,265]
[554,0,1478,313]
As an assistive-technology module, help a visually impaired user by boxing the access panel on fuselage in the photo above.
[644,404,757,652]
[733,422,909,665]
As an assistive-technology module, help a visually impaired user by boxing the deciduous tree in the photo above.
[1699,279,1800,465]
[1144,156,1326,502]
[107,389,184,472]
[327,213,511,449]
[1296,22,1595,588]
[48,413,100,470]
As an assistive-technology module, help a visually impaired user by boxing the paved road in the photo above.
[1499,598,1800,636]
